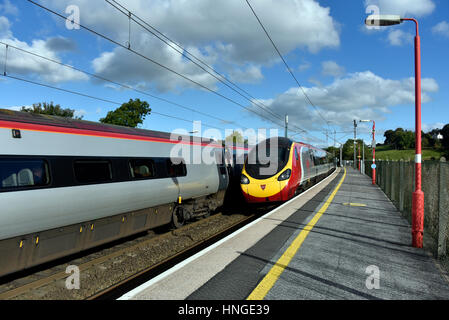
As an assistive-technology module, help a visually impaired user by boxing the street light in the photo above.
[365,14,424,248]
[360,120,376,185]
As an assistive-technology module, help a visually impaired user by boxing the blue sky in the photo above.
[1,0,448,147]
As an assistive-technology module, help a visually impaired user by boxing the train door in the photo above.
[294,145,302,186]
[215,148,229,192]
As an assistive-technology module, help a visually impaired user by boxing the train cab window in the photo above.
[166,158,187,177]
[74,160,112,183]
[0,159,49,189]
[129,159,155,179]
[295,148,299,161]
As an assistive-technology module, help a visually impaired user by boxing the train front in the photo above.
[240,137,294,203]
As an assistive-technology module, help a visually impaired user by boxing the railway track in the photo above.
[0,205,274,300]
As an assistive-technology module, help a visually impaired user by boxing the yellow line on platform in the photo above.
[247,167,347,300]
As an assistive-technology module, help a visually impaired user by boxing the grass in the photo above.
[373,146,444,161]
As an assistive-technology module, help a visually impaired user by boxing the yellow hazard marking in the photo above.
[247,167,347,300]
[343,202,366,207]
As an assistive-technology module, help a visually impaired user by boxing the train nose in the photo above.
[246,181,281,198]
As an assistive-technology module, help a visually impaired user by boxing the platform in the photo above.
[120,167,449,300]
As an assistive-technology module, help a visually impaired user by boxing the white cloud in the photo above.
[432,21,449,38]
[228,65,263,84]
[321,60,345,77]
[364,0,435,17]
[0,15,11,38]
[0,0,18,16]
[74,109,87,118]
[3,106,25,111]
[298,62,311,72]
[248,71,439,131]
[42,0,340,92]
[422,122,444,133]
[387,29,413,46]
[0,16,88,83]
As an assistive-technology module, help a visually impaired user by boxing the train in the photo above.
[0,109,232,277]
[0,109,334,277]
[240,137,335,203]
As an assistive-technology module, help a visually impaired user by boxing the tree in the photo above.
[21,102,83,119]
[384,130,395,145]
[100,99,151,128]
[225,131,244,144]
[392,129,414,150]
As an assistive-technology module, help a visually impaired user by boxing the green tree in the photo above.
[384,130,395,145]
[393,129,414,150]
[225,131,244,144]
[100,99,151,128]
[21,102,83,119]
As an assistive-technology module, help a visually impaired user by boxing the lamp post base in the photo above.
[412,190,424,248]
[372,168,376,185]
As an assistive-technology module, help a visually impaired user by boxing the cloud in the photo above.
[248,71,439,131]
[364,0,435,17]
[45,36,78,52]
[422,122,445,133]
[42,0,340,92]
[0,0,18,16]
[228,65,263,84]
[321,60,345,77]
[432,21,449,38]
[387,29,413,46]
[0,16,88,83]
[298,62,311,72]
[0,15,11,38]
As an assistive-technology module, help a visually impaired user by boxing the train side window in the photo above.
[0,159,49,189]
[166,158,187,177]
[74,160,112,183]
[129,159,155,179]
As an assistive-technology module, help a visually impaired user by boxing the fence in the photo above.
[364,158,449,258]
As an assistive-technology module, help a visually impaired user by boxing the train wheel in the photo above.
[171,206,186,228]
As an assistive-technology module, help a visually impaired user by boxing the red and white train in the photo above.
[240,137,335,203]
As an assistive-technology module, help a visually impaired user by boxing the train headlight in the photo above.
[278,169,291,181]
[241,174,250,185]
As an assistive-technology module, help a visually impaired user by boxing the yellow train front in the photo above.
[240,137,333,203]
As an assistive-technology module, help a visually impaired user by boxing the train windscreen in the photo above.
[245,138,291,179]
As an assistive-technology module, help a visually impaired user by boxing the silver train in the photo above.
[0,109,231,277]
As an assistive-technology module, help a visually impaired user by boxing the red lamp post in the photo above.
[365,15,424,248]
[360,120,376,185]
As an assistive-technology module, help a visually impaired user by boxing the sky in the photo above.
[0,0,448,147]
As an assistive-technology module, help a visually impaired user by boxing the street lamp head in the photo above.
[359,120,371,123]
[365,14,402,27]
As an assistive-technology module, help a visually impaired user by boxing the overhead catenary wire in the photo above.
[104,0,297,129]
[244,0,332,132]
[1,73,227,131]
[26,0,305,135]
[0,41,250,130]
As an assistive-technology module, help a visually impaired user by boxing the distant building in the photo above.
[432,133,443,140]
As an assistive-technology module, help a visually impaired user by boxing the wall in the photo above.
[364,158,449,258]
